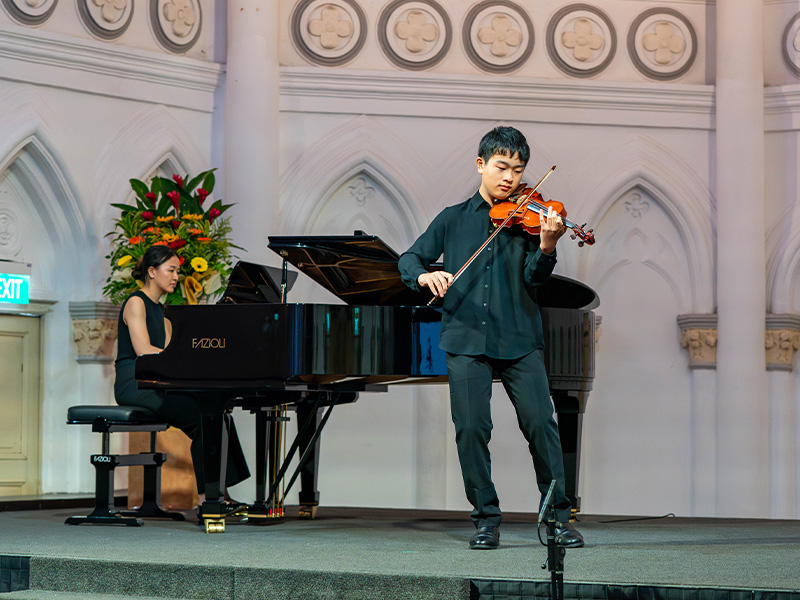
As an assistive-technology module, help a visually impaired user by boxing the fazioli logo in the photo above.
[192,337,226,349]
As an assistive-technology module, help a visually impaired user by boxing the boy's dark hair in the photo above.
[478,126,530,164]
[132,245,178,281]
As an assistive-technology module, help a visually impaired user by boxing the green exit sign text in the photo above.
[0,261,31,305]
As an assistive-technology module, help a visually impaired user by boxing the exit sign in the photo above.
[0,261,31,305]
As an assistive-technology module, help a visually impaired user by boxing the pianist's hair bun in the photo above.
[132,245,179,280]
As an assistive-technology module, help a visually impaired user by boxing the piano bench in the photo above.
[64,405,186,527]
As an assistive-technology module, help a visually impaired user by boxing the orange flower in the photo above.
[152,240,168,246]
[129,236,143,244]
[197,237,212,244]
[188,228,202,236]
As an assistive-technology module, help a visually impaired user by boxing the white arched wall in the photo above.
[764,209,800,518]
[571,134,716,516]
[0,121,99,494]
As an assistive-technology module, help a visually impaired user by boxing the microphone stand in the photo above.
[539,480,565,600]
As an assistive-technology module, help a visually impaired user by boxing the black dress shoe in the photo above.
[469,526,500,549]
[555,521,584,548]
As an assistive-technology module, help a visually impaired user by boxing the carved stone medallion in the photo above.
[782,12,800,78]
[377,0,451,70]
[78,0,134,40]
[151,0,202,53]
[628,7,697,81]
[462,0,534,74]
[291,0,368,67]
[1,0,57,25]
[546,3,616,78]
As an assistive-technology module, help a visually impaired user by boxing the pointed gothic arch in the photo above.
[570,133,714,312]
[95,105,208,228]
[0,112,91,299]
[281,116,433,244]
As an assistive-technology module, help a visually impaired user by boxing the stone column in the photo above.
[714,2,768,516]
[225,0,280,262]
[677,314,717,515]
[765,314,800,517]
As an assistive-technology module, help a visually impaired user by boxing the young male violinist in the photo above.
[398,126,584,549]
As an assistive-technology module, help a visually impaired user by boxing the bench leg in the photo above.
[65,454,142,526]
[125,452,185,521]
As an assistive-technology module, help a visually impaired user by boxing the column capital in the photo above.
[69,301,120,364]
[678,313,717,369]
[765,313,800,372]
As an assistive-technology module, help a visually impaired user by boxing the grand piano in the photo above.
[136,232,598,532]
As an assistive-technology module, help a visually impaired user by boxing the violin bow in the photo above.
[426,165,556,306]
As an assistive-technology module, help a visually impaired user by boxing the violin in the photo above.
[489,186,595,247]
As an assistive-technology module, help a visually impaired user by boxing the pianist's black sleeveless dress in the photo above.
[114,290,249,494]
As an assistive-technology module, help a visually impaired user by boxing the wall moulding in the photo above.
[279,67,714,129]
[0,25,220,111]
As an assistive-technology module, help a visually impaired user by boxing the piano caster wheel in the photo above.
[205,519,225,534]
[298,505,318,519]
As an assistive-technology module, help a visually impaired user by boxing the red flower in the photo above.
[142,211,154,221]
[167,190,180,213]
[152,240,168,246]
[172,174,184,187]
[145,192,157,208]
[208,208,221,223]
[169,239,187,250]
[178,255,185,265]
[171,219,181,229]
[196,188,209,206]
[129,236,143,245]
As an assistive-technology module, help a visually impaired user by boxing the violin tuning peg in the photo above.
[578,241,584,247]
[581,223,587,228]
[570,233,576,240]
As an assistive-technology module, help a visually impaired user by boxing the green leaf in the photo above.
[130,179,149,201]
[202,171,216,194]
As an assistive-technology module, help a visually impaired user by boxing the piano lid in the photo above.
[268,232,431,306]
[268,231,599,310]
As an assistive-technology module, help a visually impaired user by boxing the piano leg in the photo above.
[198,396,229,533]
[296,399,323,519]
[552,393,585,515]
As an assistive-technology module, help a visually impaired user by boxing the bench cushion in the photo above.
[66,405,163,425]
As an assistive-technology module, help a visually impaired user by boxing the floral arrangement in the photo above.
[104,169,238,305]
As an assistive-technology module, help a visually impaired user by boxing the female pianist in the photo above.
[113,244,250,511]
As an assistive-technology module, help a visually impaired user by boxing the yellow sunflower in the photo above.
[190,257,209,273]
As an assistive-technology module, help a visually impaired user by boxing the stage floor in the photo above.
[0,506,798,597]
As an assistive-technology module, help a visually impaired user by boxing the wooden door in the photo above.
[0,314,41,496]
